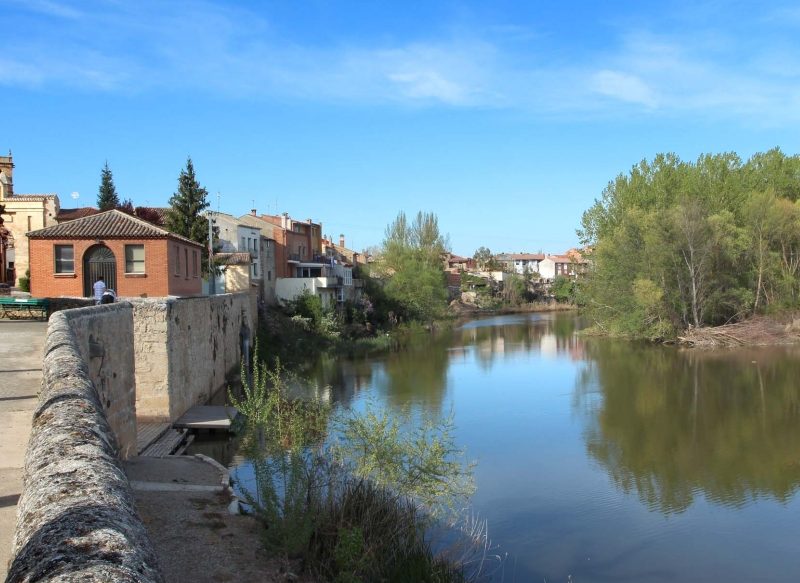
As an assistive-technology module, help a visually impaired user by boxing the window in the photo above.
[125,245,145,273]
[184,248,189,278]
[54,245,74,273]
[192,250,198,277]
[241,236,246,250]
[174,246,181,275]
[267,270,271,281]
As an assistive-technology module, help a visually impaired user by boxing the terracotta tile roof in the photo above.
[499,253,545,261]
[56,207,101,222]
[7,193,57,201]
[549,254,588,264]
[215,252,251,266]
[27,209,202,247]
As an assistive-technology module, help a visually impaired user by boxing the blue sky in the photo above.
[2,0,800,254]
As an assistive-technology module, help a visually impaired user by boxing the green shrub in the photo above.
[18,269,30,293]
[230,352,487,582]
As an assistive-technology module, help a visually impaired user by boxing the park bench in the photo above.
[0,297,49,320]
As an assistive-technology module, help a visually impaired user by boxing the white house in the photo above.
[497,253,545,276]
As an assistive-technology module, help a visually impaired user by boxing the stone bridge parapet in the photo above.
[5,306,163,582]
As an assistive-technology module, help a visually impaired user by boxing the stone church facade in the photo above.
[0,154,60,287]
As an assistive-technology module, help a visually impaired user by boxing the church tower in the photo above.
[0,153,14,199]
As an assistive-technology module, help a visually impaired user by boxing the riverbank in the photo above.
[126,455,313,583]
[677,313,800,348]
[449,299,577,317]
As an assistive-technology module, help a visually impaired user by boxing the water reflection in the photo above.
[197,312,800,582]
[312,314,585,412]
[576,340,800,514]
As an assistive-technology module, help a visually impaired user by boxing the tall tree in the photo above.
[165,157,212,273]
[473,246,495,270]
[97,161,120,210]
[379,210,450,323]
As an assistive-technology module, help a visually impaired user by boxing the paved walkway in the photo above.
[0,320,47,580]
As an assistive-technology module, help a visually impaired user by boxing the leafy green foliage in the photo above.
[230,347,479,581]
[385,254,448,323]
[551,275,575,303]
[332,404,475,518]
[379,211,450,323]
[580,149,800,339]
[18,269,30,293]
[472,246,500,271]
[501,272,528,305]
[97,161,119,211]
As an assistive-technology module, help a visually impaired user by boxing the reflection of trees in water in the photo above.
[312,354,376,407]
[314,313,586,415]
[576,341,800,514]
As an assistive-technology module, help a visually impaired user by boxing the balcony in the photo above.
[287,253,301,263]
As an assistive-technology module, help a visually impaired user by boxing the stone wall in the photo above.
[134,292,256,422]
[58,303,138,459]
[6,309,162,582]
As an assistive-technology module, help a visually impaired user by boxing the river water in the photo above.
[198,312,800,581]
[310,312,800,582]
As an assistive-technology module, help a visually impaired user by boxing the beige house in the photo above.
[215,252,252,293]
[238,212,278,304]
[0,154,60,287]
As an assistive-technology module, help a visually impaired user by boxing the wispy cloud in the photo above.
[2,0,800,124]
[590,70,658,108]
[5,0,83,20]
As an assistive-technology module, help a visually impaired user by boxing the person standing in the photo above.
[93,276,106,304]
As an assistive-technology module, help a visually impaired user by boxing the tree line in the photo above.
[97,157,213,273]
[579,148,800,339]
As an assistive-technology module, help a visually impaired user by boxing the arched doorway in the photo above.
[83,245,117,297]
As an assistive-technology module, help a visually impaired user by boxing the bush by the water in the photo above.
[229,346,498,582]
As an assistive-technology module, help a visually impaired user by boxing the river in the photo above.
[198,312,800,582]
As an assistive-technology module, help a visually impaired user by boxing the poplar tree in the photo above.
[97,161,120,210]
[165,157,212,273]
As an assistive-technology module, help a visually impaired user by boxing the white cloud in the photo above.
[3,1,800,124]
[590,70,658,108]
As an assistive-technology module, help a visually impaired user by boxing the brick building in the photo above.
[27,209,202,298]
[258,213,323,278]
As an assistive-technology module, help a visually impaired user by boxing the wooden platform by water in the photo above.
[173,405,239,431]
[137,422,170,454]
[137,422,194,457]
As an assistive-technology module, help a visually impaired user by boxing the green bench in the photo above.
[0,297,49,320]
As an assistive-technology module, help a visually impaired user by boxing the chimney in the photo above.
[281,212,289,230]
[339,234,345,248]
[250,208,257,216]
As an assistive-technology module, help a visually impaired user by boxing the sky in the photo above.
[3,0,800,255]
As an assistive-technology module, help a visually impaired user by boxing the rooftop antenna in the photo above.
[216,191,221,213]
[70,191,80,209]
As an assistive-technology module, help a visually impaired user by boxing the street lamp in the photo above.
[205,210,216,295]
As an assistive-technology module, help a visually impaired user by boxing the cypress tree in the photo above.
[97,161,120,210]
[165,157,212,273]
